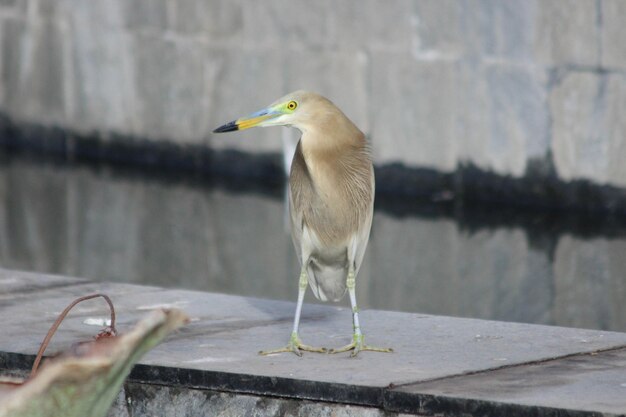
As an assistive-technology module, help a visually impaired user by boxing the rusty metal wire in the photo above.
[29,293,117,377]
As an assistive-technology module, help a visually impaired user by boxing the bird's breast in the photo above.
[291,148,373,248]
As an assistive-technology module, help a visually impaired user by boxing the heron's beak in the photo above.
[213,107,283,133]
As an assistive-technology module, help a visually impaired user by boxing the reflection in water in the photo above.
[1,153,625,332]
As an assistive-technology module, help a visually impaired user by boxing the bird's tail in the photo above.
[306,262,347,302]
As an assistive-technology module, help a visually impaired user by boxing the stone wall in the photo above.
[0,0,625,198]
[108,384,421,417]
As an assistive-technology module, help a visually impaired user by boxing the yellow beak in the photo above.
[213,108,282,133]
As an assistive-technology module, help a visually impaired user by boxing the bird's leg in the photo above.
[329,266,393,357]
[259,265,327,356]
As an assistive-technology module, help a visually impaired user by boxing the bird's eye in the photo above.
[287,101,298,111]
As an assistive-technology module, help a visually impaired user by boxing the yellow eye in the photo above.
[287,101,298,111]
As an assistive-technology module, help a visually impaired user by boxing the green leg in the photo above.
[259,265,327,356]
[329,266,393,357]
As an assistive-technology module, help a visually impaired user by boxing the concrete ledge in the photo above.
[386,348,626,416]
[1,268,626,416]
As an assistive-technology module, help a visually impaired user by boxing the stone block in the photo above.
[27,0,65,18]
[131,34,210,143]
[69,23,138,134]
[533,0,600,67]
[473,0,536,62]
[481,62,549,175]
[457,61,549,177]
[365,215,459,313]
[550,71,607,184]
[331,0,414,52]
[241,0,333,49]
[601,0,626,69]
[66,0,127,31]
[27,20,68,124]
[207,48,284,153]
[453,228,535,322]
[366,212,554,326]
[414,0,537,62]
[605,74,626,187]
[453,61,491,168]
[550,68,626,186]
[0,0,27,14]
[371,54,548,176]
[370,53,457,172]
[67,172,144,282]
[553,235,626,331]
[522,247,555,324]
[0,160,71,273]
[172,0,243,41]
[66,0,142,134]
[128,187,296,300]
[0,18,22,111]
[0,17,67,125]
[412,0,464,59]
[123,0,168,32]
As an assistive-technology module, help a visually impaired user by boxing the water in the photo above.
[1,153,625,333]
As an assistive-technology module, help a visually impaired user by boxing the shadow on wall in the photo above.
[2,117,626,214]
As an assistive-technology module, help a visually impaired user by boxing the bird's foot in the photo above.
[329,333,393,357]
[259,332,327,357]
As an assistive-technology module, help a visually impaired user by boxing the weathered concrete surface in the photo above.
[2,269,626,416]
[386,348,626,416]
[0,0,625,196]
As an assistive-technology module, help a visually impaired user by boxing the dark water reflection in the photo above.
[1,153,625,332]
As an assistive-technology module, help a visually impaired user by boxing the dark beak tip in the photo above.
[213,121,239,133]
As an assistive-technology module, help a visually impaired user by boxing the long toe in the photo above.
[259,345,302,356]
[351,345,393,357]
[329,335,393,357]
[299,343,327,353]
[259,337,326,356]
[329,342,356,355]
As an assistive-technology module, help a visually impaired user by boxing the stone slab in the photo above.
[386,348,626,416]
[2,268,626,413]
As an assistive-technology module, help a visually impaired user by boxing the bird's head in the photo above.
[213,90,329,134]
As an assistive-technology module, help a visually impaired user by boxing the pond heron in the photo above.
[213,91,392,357]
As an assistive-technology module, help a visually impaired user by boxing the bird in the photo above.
[213,91,392,357]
